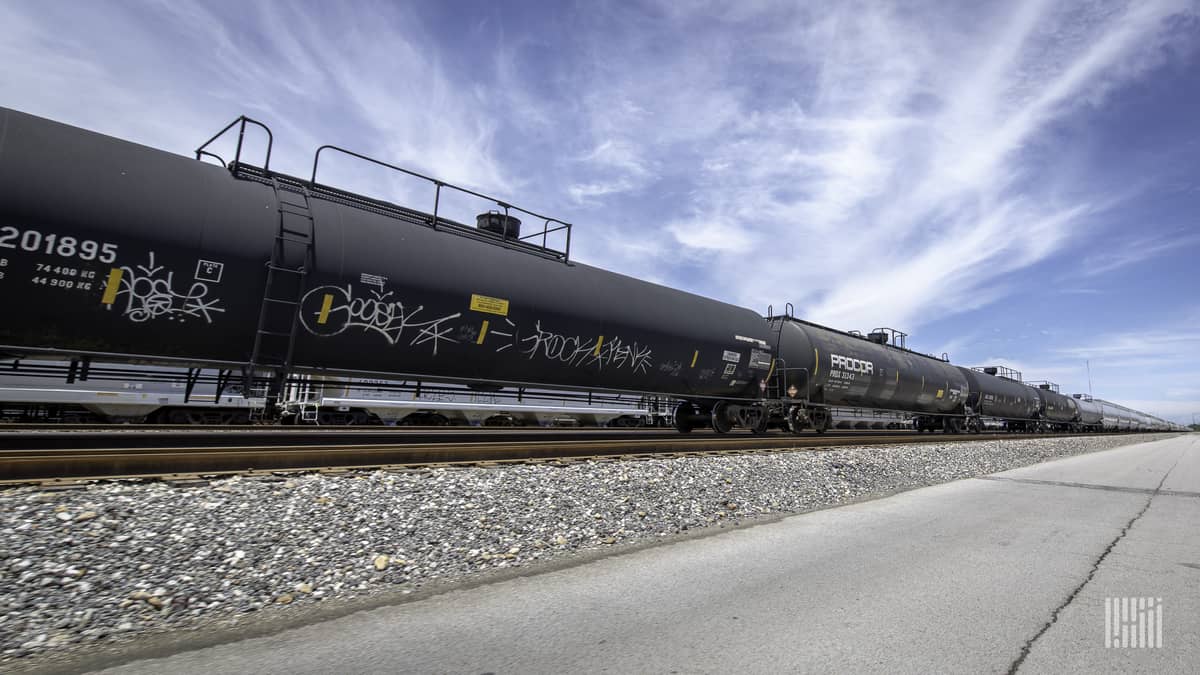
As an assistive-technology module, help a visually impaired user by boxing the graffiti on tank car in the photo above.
[483,318,518,352]
[658,360,683,377]
[599,336,653,373]
[359,272,387,290]
[299,284,461,355]
[520,325,594,366]
[520,320,653,374]
[454,323,481,343]
[104,252,225,323]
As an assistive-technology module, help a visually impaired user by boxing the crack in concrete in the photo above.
[1006,453,1182,673]
[980,475,1200,498]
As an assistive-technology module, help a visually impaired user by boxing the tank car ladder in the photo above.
[294,375,322,425]
[247,179,316,416]
[246,382,272,424]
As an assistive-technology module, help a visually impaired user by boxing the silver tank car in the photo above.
[1071,394,1104,428]
[1099,402,1121,430]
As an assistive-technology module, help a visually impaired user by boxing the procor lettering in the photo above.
[831,353,874,375]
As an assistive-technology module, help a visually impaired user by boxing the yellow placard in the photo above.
[936,389,944,399]
[470,293,509,316]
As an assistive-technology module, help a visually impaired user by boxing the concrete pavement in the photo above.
[89,434,1199,674]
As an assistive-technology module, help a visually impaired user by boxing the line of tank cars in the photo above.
[0,107,1183,433]
[0,358,1168,432]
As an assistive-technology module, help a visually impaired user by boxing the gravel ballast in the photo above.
[0,434,1170,667]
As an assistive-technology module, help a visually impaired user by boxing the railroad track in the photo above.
[0,428,1105,485]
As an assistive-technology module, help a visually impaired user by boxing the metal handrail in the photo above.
[196,150,227,168]
[194,116,275,171]
[196,116,574,261]
[310,144,573,261]
[777,366,812,402]
[766,303,797,320]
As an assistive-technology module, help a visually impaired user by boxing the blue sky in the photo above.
[2,0,1198,423]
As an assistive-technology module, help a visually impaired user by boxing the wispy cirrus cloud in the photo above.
[0,1,517,212]
[1077,231,1200,276]
[1052,327,1200,370]
[550,0,1197,333]
[567,140,656,204]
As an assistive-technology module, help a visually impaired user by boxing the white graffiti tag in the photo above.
[299,284,461,355]
[107,252,225,323]
[519,321,652,374]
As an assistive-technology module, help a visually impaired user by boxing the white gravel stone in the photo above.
[0,434,1170,667]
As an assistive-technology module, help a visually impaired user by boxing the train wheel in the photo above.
[786,406,808,435]
[711,401,733,434]
[673,401,695,434]
[811,408,830,434]
[749,407,769,435]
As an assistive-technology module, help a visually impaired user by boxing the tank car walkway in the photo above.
[92,435,1198,674]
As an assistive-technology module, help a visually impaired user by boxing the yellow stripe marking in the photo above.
[316,293,334,324]
[593,335,604,357]
[100,268,123,305]
[813,348,819,378]
[476,320,489,345]
[691,350,699,368]
[765,358,776,381]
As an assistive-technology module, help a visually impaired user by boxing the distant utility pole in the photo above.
[1086,360,1093,397]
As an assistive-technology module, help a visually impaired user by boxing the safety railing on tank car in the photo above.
[194,116,274,171]
[309,144,573,261]
[766,303,796,320]
[764,357,812,403]
[778,367,812,402]
[194,116,574,261]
